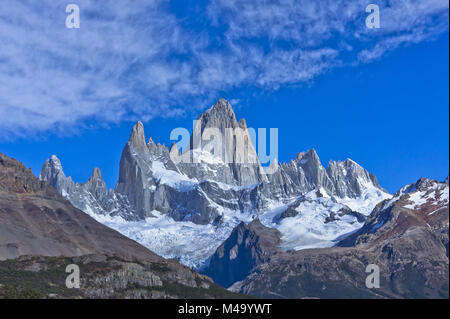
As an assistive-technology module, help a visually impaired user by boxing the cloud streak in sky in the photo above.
[0,0,448,138]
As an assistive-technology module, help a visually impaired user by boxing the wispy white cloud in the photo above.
[0,0,448,138]
[208,0,448,61]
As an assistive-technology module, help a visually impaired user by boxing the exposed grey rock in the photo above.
[114,121,157,219]
[39,154,135,220]
[85,167,108,200]
[180,98,267,186]
[280,205,299,219]
[263,149,385,203]
[327,158,385,198]
[264,149,332,200]
[325,207,365,224]
[39,155,76,195]
[273,189,366,225]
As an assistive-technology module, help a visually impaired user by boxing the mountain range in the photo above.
[39,99,391,271]
[2,98,447,298]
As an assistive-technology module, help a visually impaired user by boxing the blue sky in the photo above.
[0,0,448,193]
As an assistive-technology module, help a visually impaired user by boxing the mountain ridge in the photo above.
[228,177,449,298]
[39,98,390,269]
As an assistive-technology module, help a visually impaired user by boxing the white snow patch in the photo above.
[403,191,429,209]
[403,183,449,210]
[151,161,198,191]
[192,149,225,165]
[339,185,391,216]
[260,193,364,251]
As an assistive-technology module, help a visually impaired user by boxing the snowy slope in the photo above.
[81,207,254,269]
[78,183,389,269]
[260,187,390,251]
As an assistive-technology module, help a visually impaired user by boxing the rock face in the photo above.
[182,98,266,186]
[0,152,241,299]
[204,219,281,288]
[339,178,449,249]
[39,98,390,268]
[327,158,383,198]
[40,155,134,220]
[230,178,449,299]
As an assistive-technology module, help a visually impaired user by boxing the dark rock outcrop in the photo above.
[204,219,281,288]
